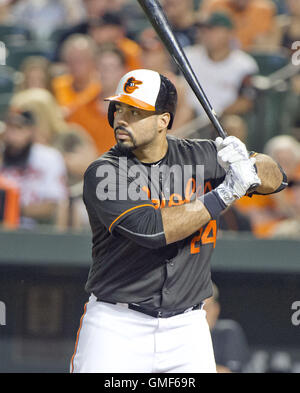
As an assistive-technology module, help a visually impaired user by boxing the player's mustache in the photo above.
[114,126,133,140]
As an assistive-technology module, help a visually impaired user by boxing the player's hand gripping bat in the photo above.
[137,0,260,190]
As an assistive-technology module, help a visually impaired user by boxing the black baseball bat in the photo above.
[137,0,227,138]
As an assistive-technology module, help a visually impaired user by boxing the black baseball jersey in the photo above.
[83,135,226,311]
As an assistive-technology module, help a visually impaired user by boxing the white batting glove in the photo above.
[215,136,250,171]
[215,158,261,206]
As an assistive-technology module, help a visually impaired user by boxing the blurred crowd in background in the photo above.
[0,0,299,238]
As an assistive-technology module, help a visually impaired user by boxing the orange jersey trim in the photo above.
[70,302,88,373]
[109,204,155,233]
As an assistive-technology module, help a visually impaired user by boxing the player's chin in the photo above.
[117,140,136,154]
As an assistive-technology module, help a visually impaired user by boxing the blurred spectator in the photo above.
[200,0,277,51]
[52,34,102,140]
[0,0,16,23]
[219,205,252,232]
[264,135,300,182]
[139,28,169,73]
[235,135,300,238]
[263,135,300,238]
[60,0,87,26]
[221,114,248,143]
[87,12,142,70]
[82,0,110,17]
[16,56,52,92]
[53,44,125,155]
[54,127,98,187]
[161,0,198,47]
[10,0,76,40]
[275,0,300,53]
[54,34,100,102]
[265,351,293,373]
[138,28,195,130]
[105,0,128,13]
[0,110,68,227]
[184,12,258,119]
[204,282,250,373]
[10,88,69,146]
[102,0,147,41]
[96,44,127,102]
[54,127,98,231]
[52,0,110,60]
[273,0,300,135]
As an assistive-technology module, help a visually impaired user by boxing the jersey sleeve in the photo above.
[83,161,166,249]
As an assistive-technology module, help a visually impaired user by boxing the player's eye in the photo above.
[131,110,139,116]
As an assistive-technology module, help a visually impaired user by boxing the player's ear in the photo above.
[157,112,171,132]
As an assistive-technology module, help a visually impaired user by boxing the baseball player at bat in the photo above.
[70,69,287,373]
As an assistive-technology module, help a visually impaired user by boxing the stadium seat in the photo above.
[0,93,13,120]
[249,51,290,76]
[0,66,17,94]
[246,88,291,152]
[48,26,71,46]
[0,24,33,46]
[194,0,203,8]
[245,50,292,151]
[271,0,288,14]
[6,41,55,70]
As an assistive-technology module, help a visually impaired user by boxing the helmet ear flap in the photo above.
[108,102,116,128]
[155,75,177,130]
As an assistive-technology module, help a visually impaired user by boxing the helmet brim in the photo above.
[104,94,156,112]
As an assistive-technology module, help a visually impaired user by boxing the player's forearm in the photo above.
[161,199,211,244]
[253,153,284,194]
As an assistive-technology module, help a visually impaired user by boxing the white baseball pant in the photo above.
[70,294,216,373]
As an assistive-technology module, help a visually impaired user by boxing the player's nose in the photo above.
[115,118,130,131]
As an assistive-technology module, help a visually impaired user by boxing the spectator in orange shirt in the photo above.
[79,44,127,154]
[54,44,127,155]
[200,0,276,50]
[52,34,108,152]
[52,34,101,118]
[87,12,142,71]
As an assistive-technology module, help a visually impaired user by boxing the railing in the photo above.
[0,228,299,272]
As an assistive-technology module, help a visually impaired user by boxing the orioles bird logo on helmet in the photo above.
[123,77,143,94]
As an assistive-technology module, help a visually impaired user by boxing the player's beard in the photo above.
[114,126,137,155]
